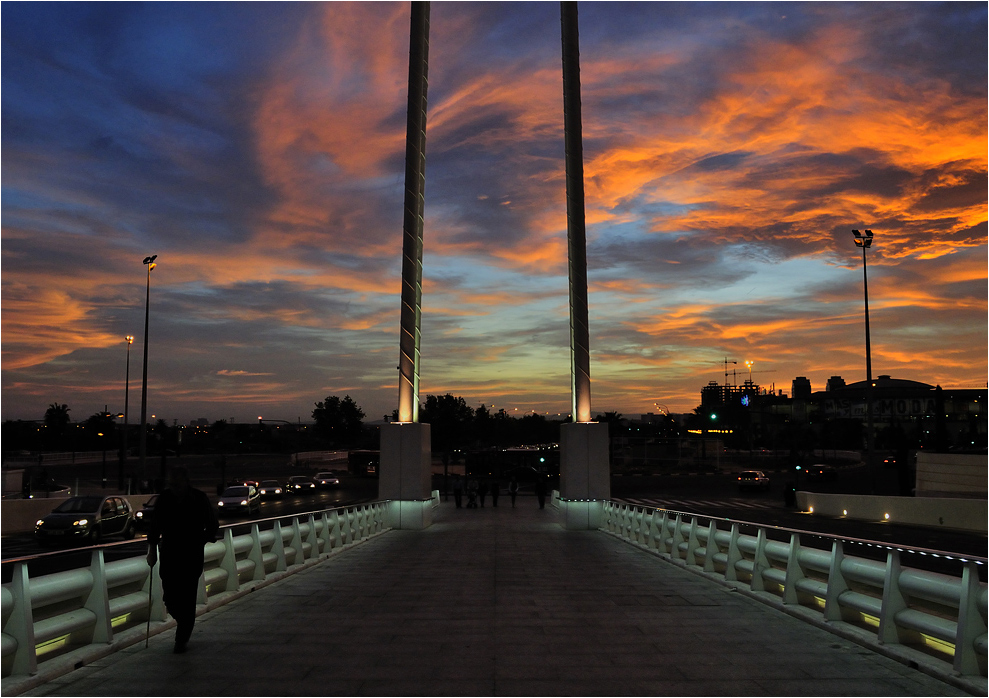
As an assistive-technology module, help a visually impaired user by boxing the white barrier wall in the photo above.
[915,453,987,498]
[796,492,987,534]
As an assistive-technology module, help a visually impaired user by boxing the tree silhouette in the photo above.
[43,403,71,449]
[312,395,365,445]
[44,403,70,433]
[420,394,474,451]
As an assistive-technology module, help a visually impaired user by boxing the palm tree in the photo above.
[44,402,71,449]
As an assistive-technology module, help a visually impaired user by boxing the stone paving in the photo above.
[24,499,969,696]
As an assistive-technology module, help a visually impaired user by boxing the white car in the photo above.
[217,485,261,515]
[315,472,340,489]
[737,470,771,491]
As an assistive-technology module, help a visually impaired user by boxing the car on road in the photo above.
[35,495,136,544]
[806,464,838,481]
[258,480,283,498]
[216,485,261,515]
[134,494,158,530]
[285,475,316,494]
[315,472,340,489]
[737,470,771,491]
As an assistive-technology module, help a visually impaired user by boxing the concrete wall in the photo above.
[796,491,987,534]
[915,452,987,497]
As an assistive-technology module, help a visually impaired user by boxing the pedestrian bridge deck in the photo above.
[24,501,967,697]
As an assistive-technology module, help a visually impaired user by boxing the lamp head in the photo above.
[125,335,134,344]
[852,229,873,248]
[143,254,158,266]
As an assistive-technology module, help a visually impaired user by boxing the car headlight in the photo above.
[275,488,281,494]
[218,501,225,506]
[136,511,144,519]
[36,519,45,527]
[240,499,248,505]
[74,519,89,527]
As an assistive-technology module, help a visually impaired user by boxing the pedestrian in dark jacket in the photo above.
[535,476,548,509]
[508,476,519,508]
[452,475,464,508]
[478,479,488,507]
[490,481,500,507]
[147,466,218,653]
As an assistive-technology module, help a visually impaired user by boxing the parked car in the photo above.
[315,472,340,489]
[216,485,261,515]
[258,479,284,498]
[806,464,838,481]
[35,495,136,544]
[134,494,158,530]
[285,475,316,494]
[737,470,771,491]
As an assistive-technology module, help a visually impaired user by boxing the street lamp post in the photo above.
[139,255,157,491]
[852,230,876,493]
[120,335,133,490]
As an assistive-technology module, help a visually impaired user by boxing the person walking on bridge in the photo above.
[508,476,519,508]
[146,465,219,653]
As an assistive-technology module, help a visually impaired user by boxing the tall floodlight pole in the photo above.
[139,255,157,489]
[397,2,430,424]
[120,335,134,489]
[561,1,591,424]
[852,229,876,493]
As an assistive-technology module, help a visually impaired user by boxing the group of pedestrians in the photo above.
[451,474,546,509]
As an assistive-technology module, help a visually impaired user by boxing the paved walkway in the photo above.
[25,501,967,696]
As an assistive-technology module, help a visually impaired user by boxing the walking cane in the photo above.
[146,556,155,648]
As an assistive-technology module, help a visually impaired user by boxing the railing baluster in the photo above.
[84,550,112,645]
[219,528,240,592]
[686,517,699,566]
[954,561,987,676]
[248,524,265,580]
[879,550,907,646]
[782,533,802,605]
[7,562,37,676]
[702,521,718,572]
[824,540,848,622]
[271,520,287,572]
[751,528,769,592]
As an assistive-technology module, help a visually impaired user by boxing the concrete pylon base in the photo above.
[385,498,433,530]
[559,421,610,530]
[380,422,433,530]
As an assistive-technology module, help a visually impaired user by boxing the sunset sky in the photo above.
[2,2,986,426]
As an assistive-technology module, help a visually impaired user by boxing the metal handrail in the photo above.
[2,501,392,683]
[612,502,988,566]
[598,498,988,681]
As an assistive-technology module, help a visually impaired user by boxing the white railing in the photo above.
[1,501,391,684]
[600,500,988,680]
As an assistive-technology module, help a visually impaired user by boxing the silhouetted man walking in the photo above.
[535,476,548,509]
[147,466,218,653]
